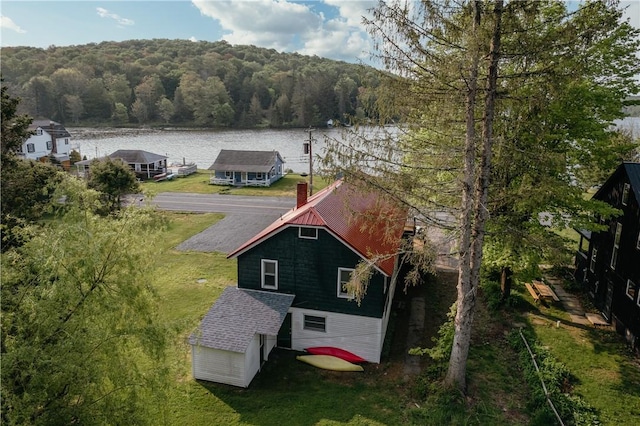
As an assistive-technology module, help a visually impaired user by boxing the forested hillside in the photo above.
[0,39,381,128]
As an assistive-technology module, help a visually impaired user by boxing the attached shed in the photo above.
[208,149,285,186]
[189,287,294,387]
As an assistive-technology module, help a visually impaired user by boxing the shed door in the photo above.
[234,172,242,183]
[277,313,292,349]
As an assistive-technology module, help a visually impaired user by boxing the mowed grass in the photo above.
[147,211,408,425]
[521,288,640,426]
[531,318,640,424]
[142,170,329,196]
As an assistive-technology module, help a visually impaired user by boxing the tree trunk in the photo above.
[444,0,481,392]
[500,266,512,301]
[446,0,503,393]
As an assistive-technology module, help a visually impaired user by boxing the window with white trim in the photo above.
[610,222,622,270]
[65,138,69,145]
[261,259,278,289]
[303,315,326,332]
[337,267,355,299]
[46,141,52,150]
[225,171,232,178]
[27,143,35,153]
[256,172,264,180]
[625,279,636,301]
[622,183,630,206]
[589,247,597,273]
[298,227,318,239]
[36,129,42,136]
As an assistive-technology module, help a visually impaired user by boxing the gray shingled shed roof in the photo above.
[208,149,284,173]
[109,149,167,164]
[189,287,294,353]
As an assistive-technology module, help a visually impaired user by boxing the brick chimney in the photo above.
[296,182,308,208]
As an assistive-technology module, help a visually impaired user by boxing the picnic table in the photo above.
[532,280,560,302]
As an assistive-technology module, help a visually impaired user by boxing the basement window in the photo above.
[303,315,326,332]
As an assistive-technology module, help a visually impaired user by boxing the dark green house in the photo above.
[190,180,407,387]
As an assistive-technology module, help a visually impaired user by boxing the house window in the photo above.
[622,183,630,206]
[337,267,355,299]
[225,171,232,178]
[303,315,326,332]
[36,128,42,135]
[46,141,52,150]
[27,143,35,153]
[64,138,69,145]
[298,227,318,239]
[261,259,278,289]
[625,280,636,301]
[256,172,264,180]
[589,247,597,273]
[610,222,622,270]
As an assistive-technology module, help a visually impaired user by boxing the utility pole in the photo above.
[304,127,315,195]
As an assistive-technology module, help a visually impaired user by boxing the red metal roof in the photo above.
[227,180,406,276]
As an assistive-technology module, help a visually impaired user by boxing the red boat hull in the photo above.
[305,346,366,363]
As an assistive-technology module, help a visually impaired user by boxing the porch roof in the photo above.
[189,287,294,353]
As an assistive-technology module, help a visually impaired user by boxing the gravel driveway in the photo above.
[176,213,281,254]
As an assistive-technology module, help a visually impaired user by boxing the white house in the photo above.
[19,120,73,162]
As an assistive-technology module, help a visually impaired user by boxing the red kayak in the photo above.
[305,346,366,363]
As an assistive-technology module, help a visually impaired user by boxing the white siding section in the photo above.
[21,130,51,160]
[244,335,261,387]
[191,345,246,388]
[191,333,280,388]
[290,308,383,363]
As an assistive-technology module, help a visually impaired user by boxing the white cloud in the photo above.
[96,7,134,26]
[1,15,26,34]
[191,0,374,62]
[189,36,198,42]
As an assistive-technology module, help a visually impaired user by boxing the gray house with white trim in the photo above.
[208,150,285,187]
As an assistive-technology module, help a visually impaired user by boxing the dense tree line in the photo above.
[0,39,380,128]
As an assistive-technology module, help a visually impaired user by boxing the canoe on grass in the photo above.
[304,346,367,363]
[296,355,364,372]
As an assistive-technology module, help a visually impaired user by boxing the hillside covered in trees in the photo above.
[0,39,381,128]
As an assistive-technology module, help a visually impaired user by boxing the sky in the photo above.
[1,0,639,66]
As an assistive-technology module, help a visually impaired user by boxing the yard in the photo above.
[142,170,329,197]
[145,209,639,425]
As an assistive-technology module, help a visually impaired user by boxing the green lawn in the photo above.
[519,286,640,426]
[142,205,639,425]
[148,211,408,425]
[142,171,329,197]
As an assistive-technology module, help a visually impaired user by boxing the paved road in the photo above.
[150,192,296,214]
[146,192,296,254]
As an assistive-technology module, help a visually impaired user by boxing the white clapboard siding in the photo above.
[191,345,247,388]
[290,308,383,363]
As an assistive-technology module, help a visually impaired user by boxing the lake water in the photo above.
[71,117,639,174]
[73,127,349,174]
